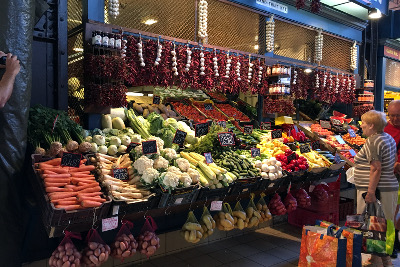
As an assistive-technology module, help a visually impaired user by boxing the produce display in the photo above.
[207,91,228,102]
[181,211,204,243]
[170,101,208,123]
[49,237,81,267]
[323,136,352,150]
[215,103,250,121]
[340,151,355,163]
[268,193,287,215]
[110,230,138,260]
[310,124,333,136]
[342,133,365,146]
[214,204,235,231]
[275,150,309,173]
[130,102,183,120]
[256,195,273,223]
[81,240,111,267]
[193,102,228,121]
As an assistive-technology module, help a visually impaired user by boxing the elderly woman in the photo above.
[355,110,399,267]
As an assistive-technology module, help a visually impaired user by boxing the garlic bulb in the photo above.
[198,0,208,39]
[224,53,231,78]
[199,51,205,76]
[323,72,327,88]
[213,50,219,77]
[154,40,162,66]
[314,30,323,62]
[247,56,253,83]
[185,46,192,72]
[315,73,319,88]
[350,41,357,71]
[171,45,178,76]
[236,60,241,81]
[292,69,297,85]
[335,74,340,93]
[121,39,127,59]
[258,64,263,85]
[266,15,275,53]
[108,0,119,19]
[137,39,145,67]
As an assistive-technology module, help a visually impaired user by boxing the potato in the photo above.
[120,242,126,251]
[61,262,70,267]
[161,113,168,120]
[246,207,254,218]
[143,109,150,118]
[183,222,202,231]
[147,245,157,254]
[225,213,234,224]
[220,219,233,228]
[89,254,99,265]
[133,103,143,114]
[89,242,98,250]
[122,250,131,258]
[99,252,106,262]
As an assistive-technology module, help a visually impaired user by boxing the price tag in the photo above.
[102,216,118,232]
[243,125,253,134]
[126,142,141,153]
[142,140,158,155]
[349,149,357,156]
[217,120,226,128]
[210,201,223,211]
[112,205,119,216]
[311,140,320,150]
[218,132,235,146]
[251,148,261,157]
[331,118,342,125]
[153,95,161,105]
[195,122,209,137]
[204,152,213,164]
[348,128,356,138]
[204,103,213,110]
[113,168,129,181]
[299,144,311,154]
[294,125,299,133]
[271,129,282,139]
[287,152,296,164]
[334,153,341,163]
[320,120,331,129]
[260,122,271,130]
[172,130,187,146]
[61,152,82,168]
[334,135,346,144]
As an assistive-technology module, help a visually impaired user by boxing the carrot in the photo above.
[74,183,99,192]
[57,200,79,206]
[64,185,77,189]
[68,165,95,173]
[38,163,58,169]
[70,172,93,177]
[44,182,68,187]
[43,158,62,166]
[42,173,71,179]
[48,192,78,200]
[43,178,71,183]
[46,187,73,193]
[42,168,69,174]
[55,205,81,211]
[78,196,106,203]
[81,200,103,208]
[51,197,77,203]
[77,192,102,199]
[77,181,98,186]
[77,186,101,193]
[43,169,58,174]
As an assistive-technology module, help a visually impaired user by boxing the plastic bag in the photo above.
[49,231,82,267]
[111,220,138,261]
[181,211,203,243]
[294,188,311,208]
[81,229,111,267]
[245,194,262,228]
[232,200,247,230]
[214,203,234,231]
[137,216,160,257]
[268,193,287,215]
[199,206,215,239]
[284,192,297,213]
[256,193,272,223]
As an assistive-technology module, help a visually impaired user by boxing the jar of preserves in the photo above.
[92,30,102,46]
[108,33,115,49]
[102,32,110,47]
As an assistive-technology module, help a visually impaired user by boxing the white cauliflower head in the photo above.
[153,156,169,170]
[187,168,200,184]
[162,172,180,189]
[180,172,192,188]
[176,158,190,172]
[141,168,159,184]
[133,156,154,175]
[161,148,177,160]
[167,166,182,175]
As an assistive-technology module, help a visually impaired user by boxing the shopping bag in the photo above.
[316,220,362,267]
[346,200,395,256]
[299,225,347,267]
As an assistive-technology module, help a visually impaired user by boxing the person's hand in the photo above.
[4,53,20,76]
[365,191,377,203]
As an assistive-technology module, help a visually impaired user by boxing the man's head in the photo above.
[388,100,400,127]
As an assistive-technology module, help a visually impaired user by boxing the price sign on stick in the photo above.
[113,168,129,181]
[142,140,158,155]
[320,120,331,129]
[271,129,282,139]
[218,132,235,146]
[251,148,261,157]
[126,142,140,153]
[61,152,82,168]
[311,140,320,150]
[243,125,253,134]
[172,130,187,146]
[334,135,346,144]
[204,103,213,110]
[260,122,271,130]
[195,122,209,137]
[299,144,311,154]
[287,152,296,164]
[204,152,213,164]
[153,95,161,105]
[348,128,356,138]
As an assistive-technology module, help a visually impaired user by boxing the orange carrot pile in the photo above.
[35,157,106,211]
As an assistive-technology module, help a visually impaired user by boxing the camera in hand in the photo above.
[0,56,6,65]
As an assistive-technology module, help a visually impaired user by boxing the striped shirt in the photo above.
[354,132,399,192]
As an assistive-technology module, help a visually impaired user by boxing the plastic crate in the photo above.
[196,185,232,201]
[304,177,340,213]
[111,193,161,215]
[339,197,355,221]
[30,154,111,227]
[230,177,260,195]
[157,186,200,208]
[288,207,339,227]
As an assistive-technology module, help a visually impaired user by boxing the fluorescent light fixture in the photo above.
[304,68,313,73]
[126,92,144,96]
[254,45,259,50]
[368,8,382,19]
[73,48,84,52]
[143,19,158,25]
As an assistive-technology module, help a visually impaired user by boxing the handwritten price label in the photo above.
[61,152,82,168]
[172,130,187,146]
[204,152,213,164]
[218,132,235,146]
[102,216,118,232]
[142,140,158,155]
[243,125,253,134]
[210,201,223,211]
[348,129,356,138]
[153,95,161,105]
[320,120,331,129]
[260,122,271,130]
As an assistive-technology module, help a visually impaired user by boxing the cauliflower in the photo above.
[187,168,200,184]
[167,166,182,175]
[109,136,122,147]
[176,158,190,172]
[153,156,169,170]
[161,148,178,160]
[93,135,106,146]
[98,145,108,154]
[131,134,141,143]
[150,136,164,151]
[85,136,93,143]
[133,156,154,175]
[90,143,98,153]
[134,145,143,157]
[108,145,118,156]
[118,145,127,153]
[179,172,192,187]
[120,135,131,146]
[141,168,159,184]
[161,172,180,189]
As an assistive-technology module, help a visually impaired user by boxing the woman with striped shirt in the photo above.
[355,110,398,267]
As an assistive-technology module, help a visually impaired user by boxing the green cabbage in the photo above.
[147,112,165,135]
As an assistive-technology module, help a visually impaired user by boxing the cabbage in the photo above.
[157,128,174,148]
[147,112,164,135]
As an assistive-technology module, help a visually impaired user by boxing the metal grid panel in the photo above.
[67,0,82,31]
[321,34,352,72]
[385,58,400,88]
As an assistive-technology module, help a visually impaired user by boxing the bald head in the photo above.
[388,100,400,127]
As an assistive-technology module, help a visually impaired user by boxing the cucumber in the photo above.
[248,170,255,177]
[231,171,239,177]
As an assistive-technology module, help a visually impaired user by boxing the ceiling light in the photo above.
[254,45,259,50]
[368,8,382,19]
[126,92,144,96]
[304,68,313,73]
[143,19,158,25]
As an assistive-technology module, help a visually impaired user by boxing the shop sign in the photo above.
[256,0,288,14]
[384,46,400,61]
